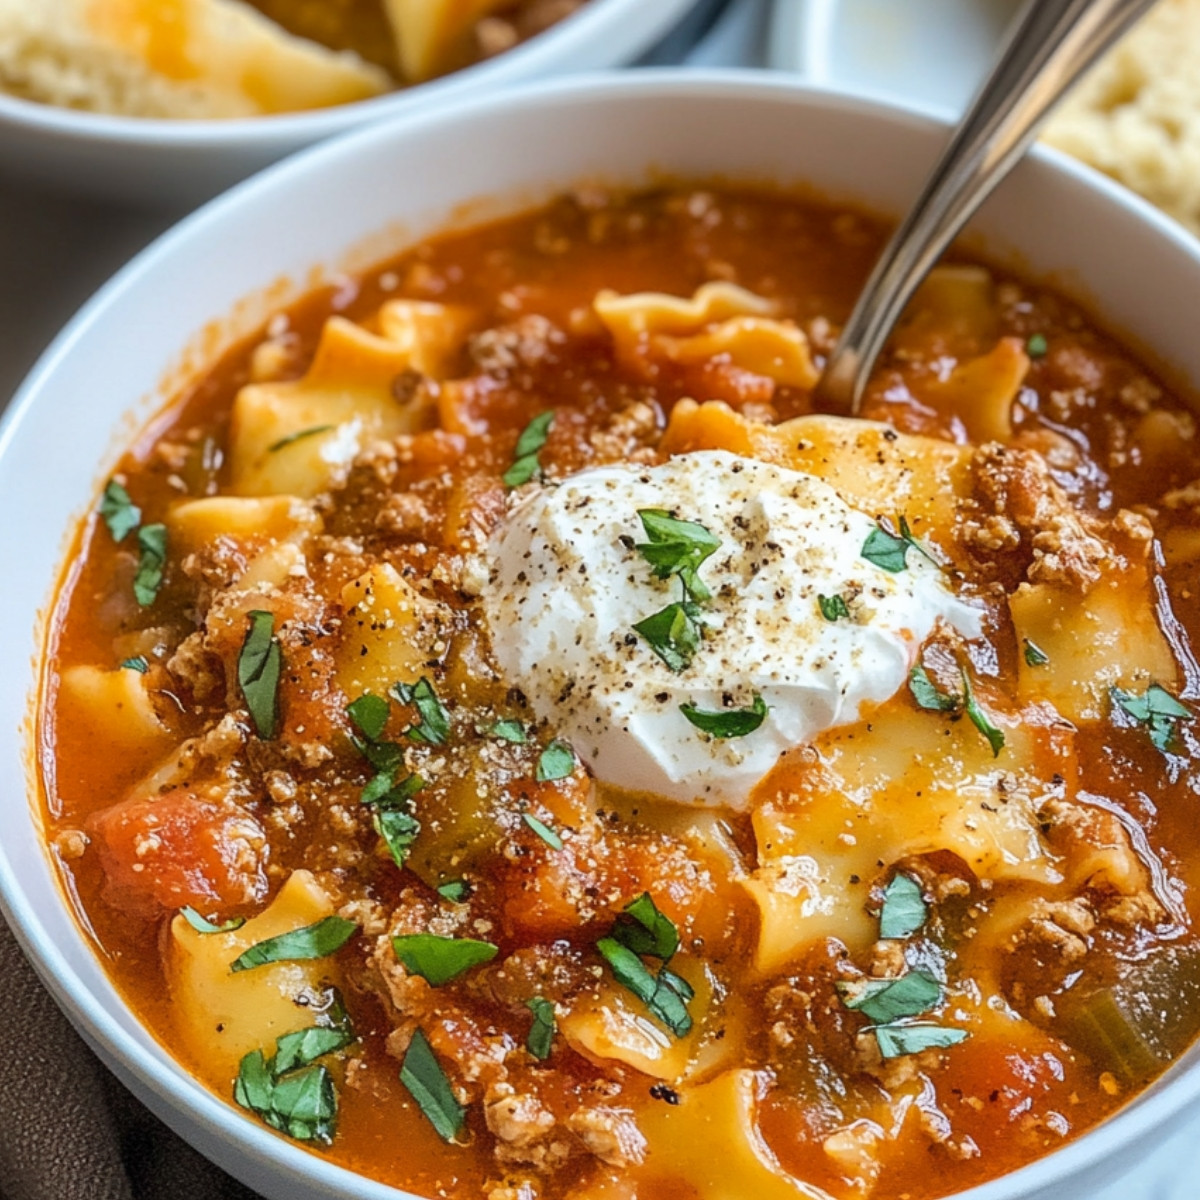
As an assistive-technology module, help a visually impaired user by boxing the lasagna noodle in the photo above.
[595,281,819,388]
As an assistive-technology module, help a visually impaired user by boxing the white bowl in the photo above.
[0,0,712,208]
[4,70,1200,1200]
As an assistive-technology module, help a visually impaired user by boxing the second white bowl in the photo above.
[0,0,715,207]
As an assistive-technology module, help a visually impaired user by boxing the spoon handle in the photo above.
[817,0,1160,415]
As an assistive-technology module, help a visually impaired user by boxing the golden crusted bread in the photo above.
[0,0,390,119]
[1044,0,1200,234]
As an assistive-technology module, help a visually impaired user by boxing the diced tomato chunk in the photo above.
[493,778,715,944]
[90,788,268,918]
[929,1030,1089,1161]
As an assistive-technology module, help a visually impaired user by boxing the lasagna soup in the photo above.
[41,188,1200,1199]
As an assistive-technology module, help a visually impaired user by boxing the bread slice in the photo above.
[1044,0,1200,234]
[0,0,391,119]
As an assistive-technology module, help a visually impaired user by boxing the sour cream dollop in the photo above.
[483,450,981,807]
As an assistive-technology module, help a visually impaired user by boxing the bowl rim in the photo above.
[0,0,699,145]
[5,66,1200,1200]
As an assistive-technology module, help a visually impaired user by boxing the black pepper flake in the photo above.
[649,1084,681,1105]
[391,368,423,404]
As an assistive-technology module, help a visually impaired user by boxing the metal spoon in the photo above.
[816,0,1160,415]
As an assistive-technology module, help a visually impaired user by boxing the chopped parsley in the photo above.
[629,509,720,669]
[132,523,168,607]
[872,1022,969,1059]
[1026,333,1049,359]
[818,593,851,622]
[1111,683,1192,755]
[230,915,358,973]
[962,669,1005,757]
[597,937,695,1038]
[503,411,554,488]
[907,665,1005,757]
[353,734,404,776]
[611,893,680,960]
[237,610,282,740]
[361,767,422,809]
[391,934,498,987]
[908,666,957,712]
[356,730,405,776]
[400,1028,466,1142]
[436,879,470,903]
[596,894,692,1038]
[488,719,527,744]
[634,509,720,603]
[391,678,450,746]
[525,997,556,1061]
[632,601,703,673]
[346,692,389,742]
[838,970,942,1024]
[269,425,335,453]
[120,655,149,674]
[375,805,422,870]
[535,739,575,782]
[1023,638,1050,667]
[346,692,424,864]
[835,952,965,1060]
[99,479,141,542]
[234,1043,341,1143]
[180,906,246,935]
[879,874,928,939]
[647,967,695,1038]
[861,516,935,573]
[840,876,952,1055]
[99,479,165,607]
[680,693,767,739]
[522,812,564,850]
[273,1025,355,1075]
